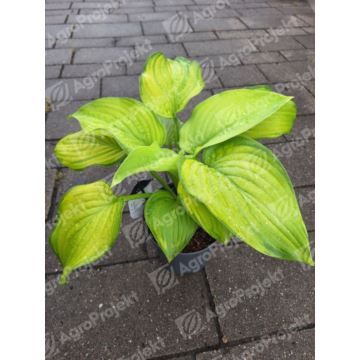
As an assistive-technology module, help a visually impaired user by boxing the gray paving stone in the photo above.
[167,31,217,43]
[155,5,189,11]
[184,8,238,18]
[196,328,314,359]
[184,38,257,56]
[136,44,186,60]
[277,6,314,16]
[259,61,313,83]
[73,47,132,64]
[55,37,115,48]
[285,114,315,141]
[143,20,191,35]
[216,29,268,40]
[46,141,62,169]
[46,15,67,24]
[274,84,315,115]
[295,34,315,49]
[271,27,307,36]
[268,139,315,187]
[297,14,315,27]
[46,65,62,79]
[46,169,57,220]
[155,0,194,5]
[236,7,283,18]
[46,101,83,140]
[204,243,314,341]
[240,51,285,64]
[255,36,304,52]
[45,3,71,10]
[66,14,128,24]
[62,63,126,78]
[74,23,141,38]
[71,1,135,9]
[102,75,139,97]
[45,48,72,65]
[217,65,267,87]
[45,213,151,274]
[45,24,73,41]
[305,80,315,96]
[296,187,315,232]
[304,27,315,34]
[116,35,167,46]
[126,61,146,75]
[46,77,100,101]
[45,260,218,358]
[129,12,175,22]
[112,6,154,15]
[46,9,77,16]
[239,15,306,29]
[280,49,314,61]
[190,18,246,31]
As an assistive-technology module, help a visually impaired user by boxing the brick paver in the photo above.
[45,0,315,358]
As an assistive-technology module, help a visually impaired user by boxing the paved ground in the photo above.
[45,0,315,359]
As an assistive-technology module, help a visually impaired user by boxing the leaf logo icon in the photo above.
[148,264,179,295]
[46,81,71,110]
[45,332,59,359]
[162,13,191,42]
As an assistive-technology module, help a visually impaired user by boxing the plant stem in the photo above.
[122,193,152,201]
[150,171,176,197]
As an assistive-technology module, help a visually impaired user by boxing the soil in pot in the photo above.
[182,228,215,253]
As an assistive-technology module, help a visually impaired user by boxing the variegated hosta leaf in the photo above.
[139,52,204,118]
[156,115,182,146]
[177,182,232,244]
[70,97,166,152]
[180,136,313,265]
[179,89,293,154]
[111,144,180,187]
[242,100,296,139]
[50,181,125,284]
[243,85,297,139]
[55,129,126,170]
[144,190,198,262]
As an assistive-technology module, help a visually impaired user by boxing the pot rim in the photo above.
[149,231,216,257]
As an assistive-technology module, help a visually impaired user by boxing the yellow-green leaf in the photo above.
[55,129,125,170]
[144,190,198,262]
[111,144,179,187]
[70,97,166,152]
[139,52,204,118]
[243,99,297,139]
[50,181,125,284]
[180,136,313,265]
[179,89,293,154]
[177,182,232,244]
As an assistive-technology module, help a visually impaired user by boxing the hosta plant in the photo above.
[50,52,314,284]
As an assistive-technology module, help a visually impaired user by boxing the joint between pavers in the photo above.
[46,169,60,222]
[201,268,224,345]
[45,255,159,278]
[193,322,315,358]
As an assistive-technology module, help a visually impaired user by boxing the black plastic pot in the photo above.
[131,181,215,275]
[151,236,216,276]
